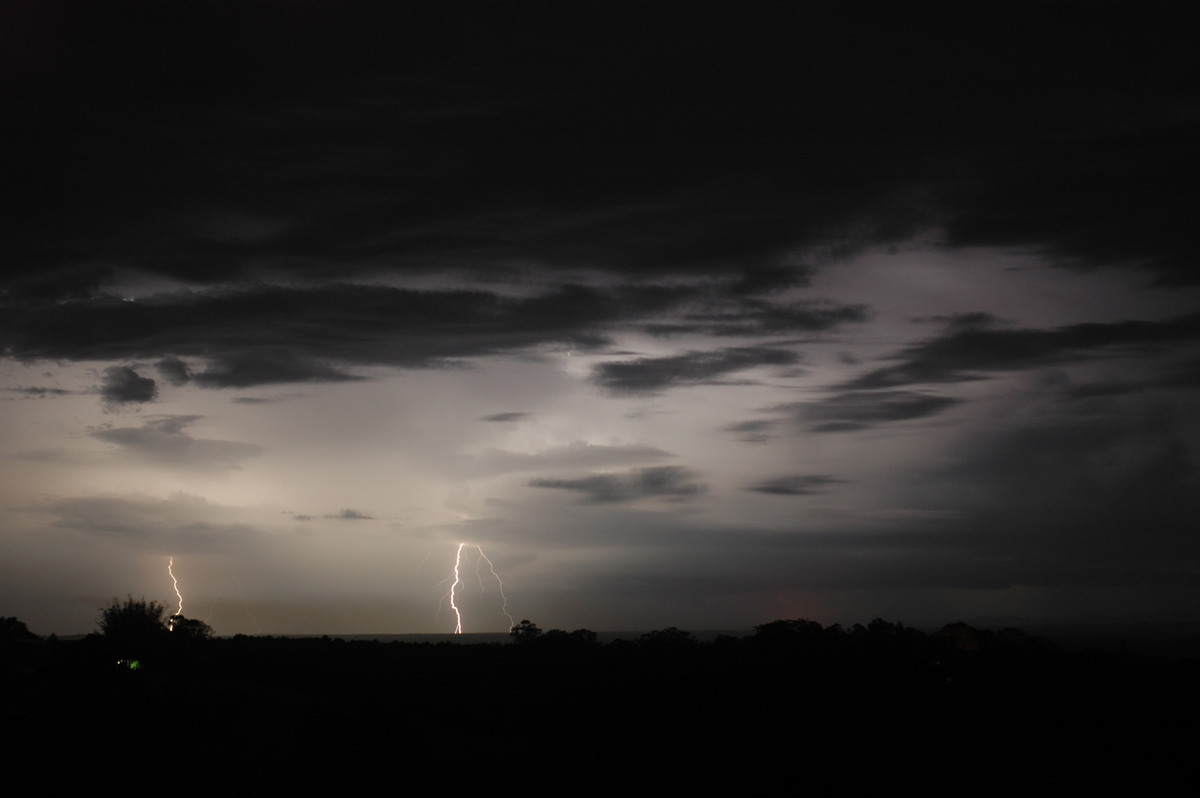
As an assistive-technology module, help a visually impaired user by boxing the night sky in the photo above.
[3,1,1199,635]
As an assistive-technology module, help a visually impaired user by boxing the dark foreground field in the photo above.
[4,620,1196,790]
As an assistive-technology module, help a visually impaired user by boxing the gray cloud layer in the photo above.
[847,313,1200,390]
[777,391,962,433]
[594,347,801,395]
[480,412,529,423]
[91,415,263,471]
[529,466,706,504]
[29,492,255,554]
[99,366,157,405]
[4,4,1195,394]
[4,284,861,392]
[747,475,846,496]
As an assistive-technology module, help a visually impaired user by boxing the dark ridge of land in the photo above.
[278,621,1200,656]
[4,619,1197,789]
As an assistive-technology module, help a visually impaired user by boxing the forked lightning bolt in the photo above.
[167,556,184,630]
[441,543,514,634]
[447,543,465,634]
[475,547,515,630]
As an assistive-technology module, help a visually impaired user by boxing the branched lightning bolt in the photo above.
[447,543,465,634]
[167,556,184,630]
[475,546,515,631]
[440,543,514,633]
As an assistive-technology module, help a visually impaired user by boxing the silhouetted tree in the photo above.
[510,619,542,644]
[753,618,828,649]
[0,616,39,641]
[536,627,598,648]
[169,615,214,639]
[569,628,598,646]
[636,627,696,649]
[98,596,168,651]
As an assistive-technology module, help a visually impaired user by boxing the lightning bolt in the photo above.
[447,543,465,634]
[475,546,515,631]
[439,543,514,634]
[167,556,184,630]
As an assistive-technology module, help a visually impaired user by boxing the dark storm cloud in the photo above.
[4,1,1193,315]
[940,142,1200,286]
[90,415,262,471]
[3,283,701,388]
[191,351,360,388]
[480,412,529,423]
[641,299,869,338]
[0,264,114,304]
[1058,359,1200,401]
[846,313,1200,390]
[918,312,1000,330]
[747,475,845,496]
[529,466,706,504]
[99,366,157,405]
[4,277,865,394]
[779,391,961,433]
[1,2,1191,415]
[3,2,919,288]
[726,265,814,296]
[155,357,191,386]
[593,347,801,395]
